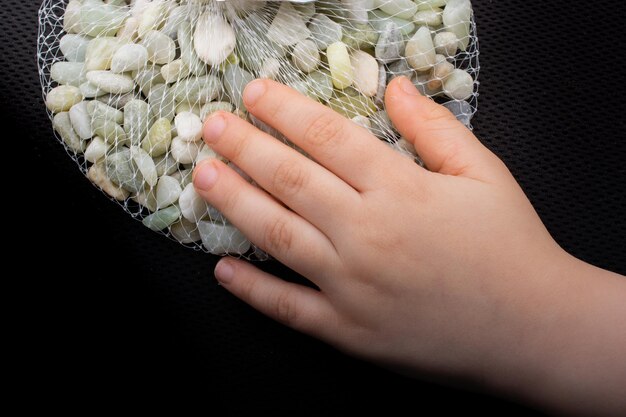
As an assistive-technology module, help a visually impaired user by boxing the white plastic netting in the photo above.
[38,0,479,259]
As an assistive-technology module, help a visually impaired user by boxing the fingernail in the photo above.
[193,161,218,191]
[398,76,419,96]
[204,113,226,143]
[215,259,234,284]
[243,80,266,108]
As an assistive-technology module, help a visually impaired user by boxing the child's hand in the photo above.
[193,77,626,415]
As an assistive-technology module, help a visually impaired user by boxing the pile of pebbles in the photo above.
[40,0,478,256]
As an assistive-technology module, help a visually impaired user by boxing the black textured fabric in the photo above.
[10,0,625,414]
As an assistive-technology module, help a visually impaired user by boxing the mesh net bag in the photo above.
[38,0,479,259]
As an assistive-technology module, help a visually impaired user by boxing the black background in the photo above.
[8,0,625,414]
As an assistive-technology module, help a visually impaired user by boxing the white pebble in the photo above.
[179,183,210,222]
[350,50,379,97]
[86,70,135,94]
[84,136,110,163]
[170,136,202,164]
[111,43,148,73]
[69,101,92,139]
[175,112,203,142]
[130,145,158,187]
[194,13,236,66]
[442,69,474,100]
[156,175,183,208]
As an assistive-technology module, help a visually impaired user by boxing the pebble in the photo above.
[132,187,158,213]
[405,26,437,72]
[84,136,110,163]
[375,22,403,64]
[342,23,379,50]
[291,40,320,74]
[414,9,443,27]
[105,147,145,193]
[327,42,354,90]
[130,145,158,187]
[137,0,167,39]
[46,85,83,113]
[351,50,379,97]
[434,31,459,57]
[177,21,208,76]
[379,0,418,19]
[142,118,172,157]
[124,99,152,146]
[156,175,182,208]
[328,94,376,118]
[369,10,414,37]
[197,221,251,255]
[59,34,89,62]
[69,101,92,140]
[87,71,135,94]
[175,112,203,142]
[79,82,105,99]
[267,2,311,47]
[51,62,86,87]
[195,144,219,163]
[79,2,126,37]
[170,136,202,164]
[84,37,121,72]
[154,154,179,177]
[92,117,127,145]
[306,70,334,103]
[259,57,282,80]
[63,0,82,34]
[223,64,254,110]
[170,219,201,244]
[200,102,234,122]
[142,30,176,65]
[111,43,149,73]
[53,112,85,152]
[142,205,181,231]
[87,162,130,201]
[194,13,236,66]
[87,100,124,124]
[443,0,472,51]
[160,59,190,84]
[375,63,387,107]
[134,66,165,96]
[147,84,176,122]
[172,75,222,105]
[442,68,474,100]
[179,183,210,222]
[308,13,342,50]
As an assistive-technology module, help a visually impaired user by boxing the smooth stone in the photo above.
[306,70,334,103]
[53,112,85,153]
[194,13,236,66]
[111,43,149,73]
[134,66,165,97]
[443,0,472,51]
[351,50,379,97]
[84,37,121,72]
[154,154,179,177]
[132,187,158,212]
[117,16,139,42]
[92,117,128,145]
[327,42,354,90]
[160,59,189,84]
[405,26,437,72]
[175,102,201,117]
[200,102,234,122]
[378,0,418,19]
[170,219,201,244]
[434,31,459,57]
[86,71,134,94]
[197,221,251,255]
[414,72,443,96]
[79,82,106,99]
[175,112,203,142]
[328,94,376,119]
[223,65,254,110]
[142,205,181,231]
[124,99,152,146]
[442,68,474,100]
[179,183,210,222]
[195,143,219,163]
[259,57,281,80]
[161,5,190,39]
[46,85,82,113]
[342,0,371,24]
[87,100,124,124]
[142,30,176,65]
[291,40,320,74]
[351,115,372,130]
[430,55,455,88]
[130,145,158,187]
[59,34,89,62]
[233,16,277,72]
[368,10,415,37]
[96,91,139,109]
[342,23,379,50]
[172,169,193,188]
[375,22,404,64]
[63,0,82,34]
[293,1,316,22]
[170,136,202,164]
[308,13,342,50]
[414,9,443,27]
[142,117,172,157]
[137,0,167,39]
[84,136,110,163]
[156,175,182,208]
[79,2,127,37]
[369,110,396,140]
[172,75,222,105]
[443,100,473,126]
[267,2,311,47]
[177,21,208,76]
[148,83,176,122]
[50,62,86,87]
[105,147,145,193]
[375,63,387,107]
[387,58,414,79]
[69,101,92,140]
[416,0,448,10]
[87,162,130,201]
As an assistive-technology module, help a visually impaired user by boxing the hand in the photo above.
[193,77,626,415]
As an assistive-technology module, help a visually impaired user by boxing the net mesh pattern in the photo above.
[37,0,479,259]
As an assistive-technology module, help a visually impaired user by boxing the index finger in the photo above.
[242,79,411,192]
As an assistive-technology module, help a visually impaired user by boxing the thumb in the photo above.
[385,76,506,180]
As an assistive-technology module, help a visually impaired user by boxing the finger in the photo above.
[214,258,339,342]
[385,76,508,180]
[203,111,361,232]
[242,79,408,191]
[194,158,340,284]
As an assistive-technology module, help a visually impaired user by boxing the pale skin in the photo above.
[192,77,626,416]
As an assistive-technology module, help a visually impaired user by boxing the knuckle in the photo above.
[303,113,344,149]
[271,159,307,196]
[273,289,298,326]
[264,218,293,254]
